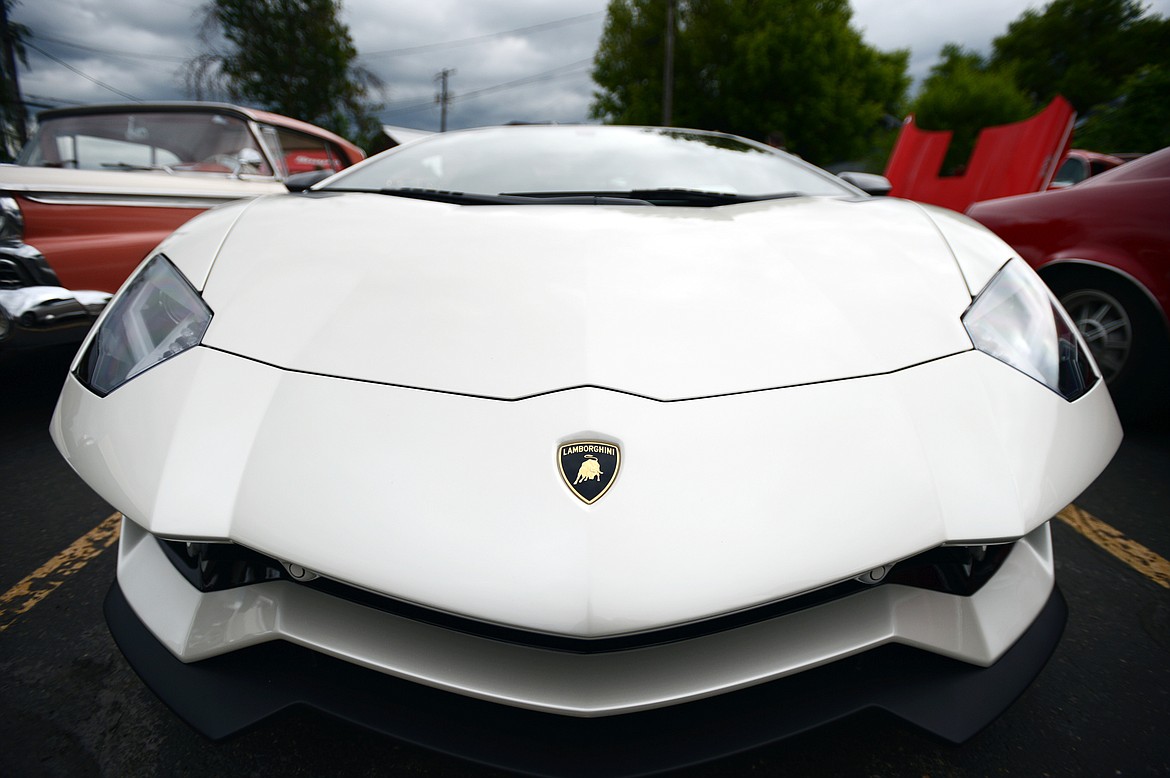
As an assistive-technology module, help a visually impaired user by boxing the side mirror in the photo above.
[236,147,264,173]
[284,169,335,192]
[838,171,893,197]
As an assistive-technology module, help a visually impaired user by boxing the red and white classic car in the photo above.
[0,102,363,351]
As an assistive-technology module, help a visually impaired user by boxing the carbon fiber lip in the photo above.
[105,580,1067,778]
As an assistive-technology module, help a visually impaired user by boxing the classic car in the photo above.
[0,102,363,352]
[1048,148,1126,189]
[968,146,1170,418]
[53,125,1121,776]
[884,97,1076,213]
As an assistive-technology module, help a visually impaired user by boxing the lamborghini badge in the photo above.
[558,440,621,504]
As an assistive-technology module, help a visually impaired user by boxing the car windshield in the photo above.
[323,126,855,201]
[17,110,273,177]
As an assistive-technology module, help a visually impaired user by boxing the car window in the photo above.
[1083,147,1170,185]
[326,126,854,198]
[66,135,182,169]
[1088,159,1114,177]
[1052,156,1087,187]
[18,111,273,176]
[261,125,348,178]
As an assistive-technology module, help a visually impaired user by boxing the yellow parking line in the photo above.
[1057,504,1170,589]
[0,512,122,633]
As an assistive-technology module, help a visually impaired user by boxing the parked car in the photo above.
[884,96,1076,213]
[0,102,363,353]
[55,125,1120,776]
[968,146,1170,417]
[1048,148,1126,189]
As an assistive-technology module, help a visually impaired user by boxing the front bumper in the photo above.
[105,576,1067,776]
[0,285,110,349]
[1,242,109,350]
[109,511,1063,717]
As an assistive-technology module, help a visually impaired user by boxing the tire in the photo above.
[1046,270,1170,421]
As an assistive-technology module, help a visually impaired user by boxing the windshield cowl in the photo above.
[317,186,806,207]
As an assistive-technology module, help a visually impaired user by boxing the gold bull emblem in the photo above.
[558,440,620,504]
[573,455,604,484]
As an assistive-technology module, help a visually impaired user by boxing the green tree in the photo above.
[185,0,383,148]
[990,0,1169,113]
[1074,65,1170,152]
[591,0,909,166]
[1,0,30,161]
[590,0,671,127]
[910,44,1033,174]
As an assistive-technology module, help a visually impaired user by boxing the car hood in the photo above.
[189,193,977,400]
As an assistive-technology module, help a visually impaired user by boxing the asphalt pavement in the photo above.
[1,346,1167,776]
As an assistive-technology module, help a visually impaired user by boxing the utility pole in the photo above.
[1,0,28,152]
[662,0,676,127]
[435,68,456,133]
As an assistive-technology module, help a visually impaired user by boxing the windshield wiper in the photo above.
[503,188,801,206]
[325,187,654,206]
[321,187,797,207]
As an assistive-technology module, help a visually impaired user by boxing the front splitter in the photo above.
[105,581,1067,777]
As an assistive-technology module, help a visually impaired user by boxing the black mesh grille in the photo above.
[0,246,61,288]
[0,258,31,288]
[158,535,1017,654]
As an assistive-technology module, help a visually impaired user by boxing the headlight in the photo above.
[76,254,212,395]
[962,258,1096,401]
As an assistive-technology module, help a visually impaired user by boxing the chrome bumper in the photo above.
[0,284,110,349]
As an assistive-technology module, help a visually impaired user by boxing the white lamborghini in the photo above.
[52,125,1121,776]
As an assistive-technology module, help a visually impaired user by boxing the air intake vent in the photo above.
[0,258,32,289]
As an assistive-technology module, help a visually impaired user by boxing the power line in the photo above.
[31,33,189,62]
[24,92,87,108]
[456,59,592,101]
[24,41,141,102]
[20,12,600,115]
[361,11,603,58]
[28,11,606,66]
[380,59,592,118]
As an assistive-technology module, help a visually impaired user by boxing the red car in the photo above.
[1048,149,1126,189]
[967,147,1170,417]
[1,102,364,352]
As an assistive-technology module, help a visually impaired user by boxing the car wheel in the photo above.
[1059,287,1132,385]
[1048,271,1170,421]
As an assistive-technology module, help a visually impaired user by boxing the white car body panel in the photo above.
[0,165,283,205]
[52,344,1120,638]
[112,513,1056,715]
[194,194,976,399]
[49,126,1123,755]
[917,203,1015,295]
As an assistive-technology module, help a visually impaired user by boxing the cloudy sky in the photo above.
[12,0,1170,134]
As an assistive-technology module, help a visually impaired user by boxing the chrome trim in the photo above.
[1040,258,1170,334]
[251,121,286,179]
[21,192,262,209]
[0,195,23,240]
[0,285,110,347]
[1041,115,1077,189]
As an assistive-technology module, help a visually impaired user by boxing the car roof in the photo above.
[34,101,364,164]
[1082,145,1170,186]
